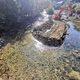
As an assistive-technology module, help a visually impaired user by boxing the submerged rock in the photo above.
[0,38,5,48]
[32,20,67,47]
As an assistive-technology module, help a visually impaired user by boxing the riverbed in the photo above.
[0,21,80,80]
[21,22,80,79]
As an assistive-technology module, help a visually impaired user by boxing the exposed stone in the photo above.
[72,50,80,57]
[0,38,5,48]
[75,50,79,53]
[32,20,68,47]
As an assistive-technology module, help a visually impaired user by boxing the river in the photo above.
[0,14,80,80]
[19,21,80,80]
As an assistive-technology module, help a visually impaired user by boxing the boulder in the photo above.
[0,38,5,48]
[32,20,67,47]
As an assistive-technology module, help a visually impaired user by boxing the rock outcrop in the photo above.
[32,20,67,47]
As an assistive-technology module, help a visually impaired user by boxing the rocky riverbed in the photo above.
[0,21,80,80]
[32,20,67,47]
[0,1,80,80]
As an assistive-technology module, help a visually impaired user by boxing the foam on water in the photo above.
[32,36,44,50]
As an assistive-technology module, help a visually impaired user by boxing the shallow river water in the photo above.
[1,21,80,80]
[17,21,80,80]
[22,21,80,59]
[0,4,80,80]
[20,22,80,70]
[63,22,80,51]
